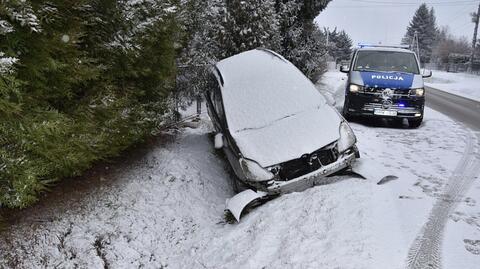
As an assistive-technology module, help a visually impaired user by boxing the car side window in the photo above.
[206,72,226,126]
[206,73,217,103]
[213,85,226,125]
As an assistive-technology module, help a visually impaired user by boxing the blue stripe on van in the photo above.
[360,71,414,89]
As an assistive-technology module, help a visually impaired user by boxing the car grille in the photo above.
[364,87,409,96]
[276,144,339,181]
[363,103,417,111]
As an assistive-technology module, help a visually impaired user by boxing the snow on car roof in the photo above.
[216,49,326,134]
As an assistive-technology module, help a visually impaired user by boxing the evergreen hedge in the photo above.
[0,0,181,208]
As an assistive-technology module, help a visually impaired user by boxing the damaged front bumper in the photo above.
[266,151,357,194]
[226,150,358,222]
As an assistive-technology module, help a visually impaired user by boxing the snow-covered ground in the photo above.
[1,72,479,268]
[425,70,480,101]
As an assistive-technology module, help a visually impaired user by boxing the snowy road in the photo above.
[1,72,479,268]
[406,87,480,268]
[406,130,480,269]
[320,71,480,269]
[426,86,480,131]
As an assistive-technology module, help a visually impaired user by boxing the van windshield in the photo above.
[354,51,420,74]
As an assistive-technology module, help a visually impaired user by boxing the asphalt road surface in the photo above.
[426,87,480,131]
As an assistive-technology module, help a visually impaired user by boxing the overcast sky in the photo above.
[315,0,479,45]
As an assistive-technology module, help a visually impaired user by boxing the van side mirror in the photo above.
[422,70,432,78]
[214,133,224,149]
[340,65,350,73]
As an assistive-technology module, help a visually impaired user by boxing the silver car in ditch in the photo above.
[205,49,361,221]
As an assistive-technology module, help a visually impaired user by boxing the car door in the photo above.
[205,71,247,182]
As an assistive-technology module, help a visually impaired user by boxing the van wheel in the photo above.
[343,110,357,122]
[342,102,353,121]
[409,118,423,128]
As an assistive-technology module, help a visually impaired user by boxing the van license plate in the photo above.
[374,109,397,116]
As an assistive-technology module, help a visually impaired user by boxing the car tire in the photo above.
[409,117,423,128]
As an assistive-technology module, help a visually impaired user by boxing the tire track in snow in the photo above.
[406,130,480,269]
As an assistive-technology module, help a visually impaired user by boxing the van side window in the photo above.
[349,51,356,69]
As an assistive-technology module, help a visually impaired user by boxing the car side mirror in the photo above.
[214,133,224,149]
[422,70,432,78]
[340,65,350,73]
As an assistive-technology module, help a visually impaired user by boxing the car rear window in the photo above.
[217,50,326,134]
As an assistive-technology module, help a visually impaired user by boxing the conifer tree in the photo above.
[275,0,331,81]
[0,0,181,208]
[327,29,353,63]
[218,0,281,58]
[175,0,223,107]
[402,4,438,63]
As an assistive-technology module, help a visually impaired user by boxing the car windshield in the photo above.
[354,50,420,74]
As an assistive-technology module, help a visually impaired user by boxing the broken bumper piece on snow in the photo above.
[225,189,269,222]
[226,152,397,222]
[350,157,399,184]
[226,151,357,222]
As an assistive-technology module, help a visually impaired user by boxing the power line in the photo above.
[450,20,474,34]
[331,0,479,8]
[444,5,475,24]
[330,4,477,9]
[343,0,478,5]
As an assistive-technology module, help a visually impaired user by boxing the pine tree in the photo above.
[175,0,223,107]
[217,0,281,58]
[286,23,328,80]
[176,0,333,88]
[327,29,352,63]
[402,4,438,63]
[275,0,332,81]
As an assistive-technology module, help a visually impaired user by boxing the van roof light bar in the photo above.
[358,43,410,49]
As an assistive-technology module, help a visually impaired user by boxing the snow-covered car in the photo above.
[341,44,432,128]
[205,49,361,220]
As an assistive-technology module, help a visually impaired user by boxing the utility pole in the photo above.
[326,27,330,48]
[470,2,480,72]
[411,31,421,67]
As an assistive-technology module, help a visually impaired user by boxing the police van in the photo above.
[340,44,432,128]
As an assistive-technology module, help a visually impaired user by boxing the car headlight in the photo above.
[409,88,424,97]
[338,121,357,153]
[349,84,363,93]
[239,158,274,182]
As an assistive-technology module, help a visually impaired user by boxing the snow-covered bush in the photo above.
[0,0,180,208]
[175,0,332,105]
